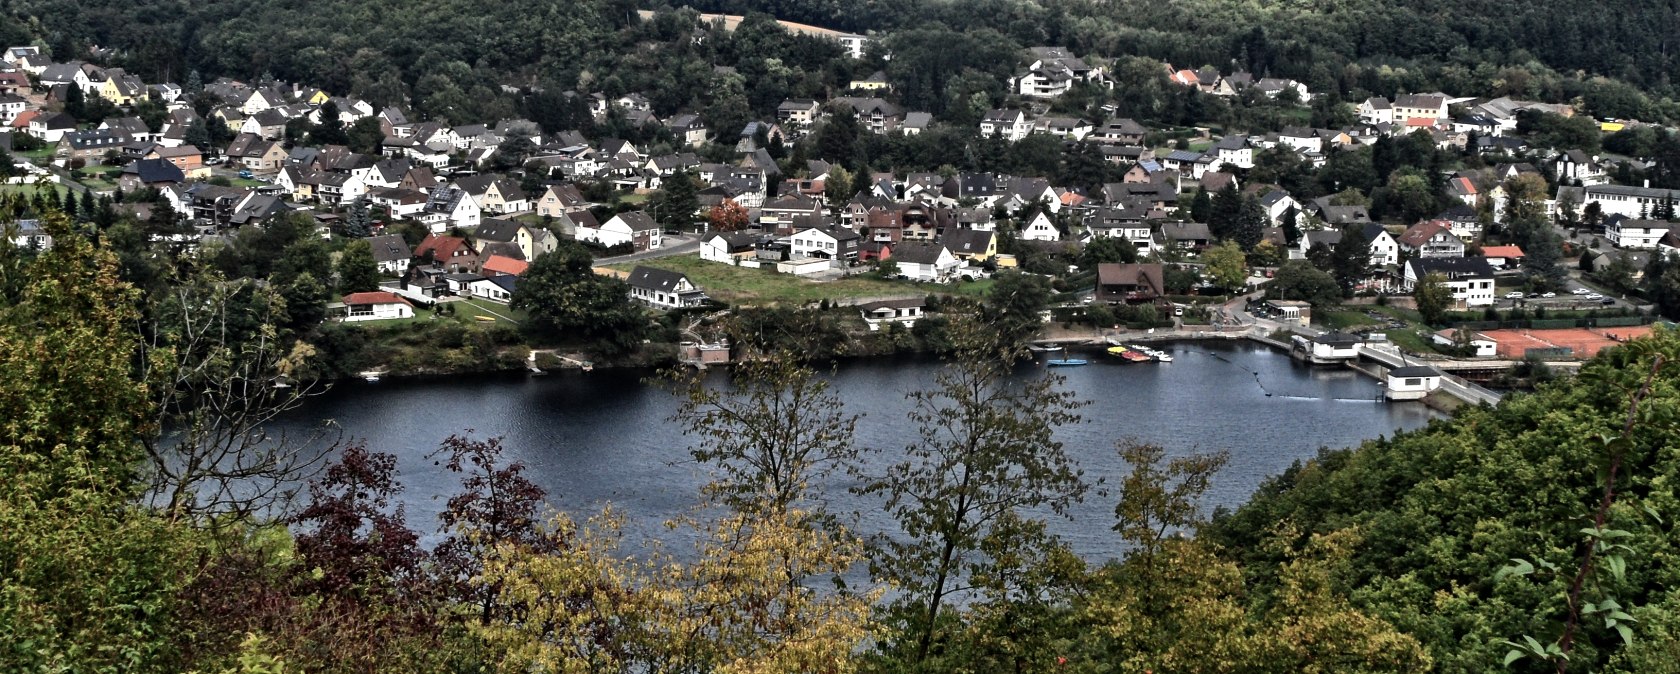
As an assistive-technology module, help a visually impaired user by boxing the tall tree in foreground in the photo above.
[861,317,1089,666]
[666,355,861,515]
[1413,271,1453,326]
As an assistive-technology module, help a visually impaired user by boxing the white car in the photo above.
[1585,293,1603,300]
[1571,288,1590,295]
[1504,291,1524,299]
[1542,292,1556,298]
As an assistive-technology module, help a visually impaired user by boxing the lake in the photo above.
[280,340,1438,561]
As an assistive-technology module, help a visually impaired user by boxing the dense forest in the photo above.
[4,0,1680,127]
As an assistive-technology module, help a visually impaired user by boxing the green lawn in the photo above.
[0,184,72,201]
[345,298,526,327]
[609,254,995,306]
[1319,310,1382,331]
[16,147,54,164]
[616,193,649,206]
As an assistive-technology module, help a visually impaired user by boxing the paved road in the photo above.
[596,235,700,264]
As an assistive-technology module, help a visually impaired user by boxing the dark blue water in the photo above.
[284,341,1437,561]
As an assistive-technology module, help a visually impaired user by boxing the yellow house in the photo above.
[302,88,331,105]
[98,72,144,106]
[994,253,1019,268]
[944,228,996,262]
[848,70,892,91]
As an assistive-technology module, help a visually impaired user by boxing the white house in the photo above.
[7,219,51,250]
[1210,136,1253,169]
[578,211,662,251]
[1606,219,1673,250]
[340,291,414,322]
[858,298,925,331]
[1019,211,1062,242]
[1385,365,1443,400]
[979,109,1033,142]
[1358,97,1394,125]
[701,231,759,265]
[1432,329,1499,357]
[892,242,959,283]
[1580,184,1680,220]
[1360,223,1400,267]
[468,276,518,304]
[1396,221,1466,258]
[422,187,481,233]
[1293,332,1362,364]
[366,234,413,275]
[788,226,861,262]
[1403,257,1495,307]
[625,265,707,309]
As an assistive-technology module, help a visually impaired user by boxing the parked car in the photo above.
[1542,292,1556,298]
[1601,298,1616,305]
[1585,293,1603,300]
[1504,291,1524,299]
[1571,288,1590,295]
[237,169,255,179]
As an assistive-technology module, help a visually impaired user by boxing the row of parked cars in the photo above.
[1502,288,1614,304]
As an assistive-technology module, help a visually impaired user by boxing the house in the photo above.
[1385,366,1443,400]
[475,217,554,260]
[1580,184,1680,220]
[1019,211,1061,242]
[366,234,413,275]
[146,144,206,177]
[848,70,892,91]
[341,291,415,322]
[1391,94,1448,125]
[1295,229,1342,261]
[701,231,760,265]
[1259,190,1299,226]
[1034,116,1093,141]
[1660,230,1680,260]
[480,254,529,278]
[534,183,591,217]
[1296,332,1362,364]
[1396,221,1466,258]
[789,226,861,262]
[666,113,707,148]
[892,242,958,283]
[58,129,129,162]
[1315,203,1373,227]
[468,275,519,304]
[118,158,186,191]
[1606,219,1673,250]
[1095,263,1164,304]
[7,219,50,250]
[1014,47,1106,98]
[1160,222,1212,250]
[1086,206,1153,251]
[27,112,77,142]
[831,97,902,134]
[1555,150,1606,185]
[579,211,662,251]
[1089,118,1147,145]
[225,133,288,173]
[858,298,925,331]
[941,228,997,262]
[901,112,933,135]
[1480,244,1525,269]
[0,93,24,124]
[1431,329,1500,357]
[416,234,480,273]
[777,99,823,127]
[422,187,482,233]
[626,265,707,309]
[1403,257,1495,307]
[1362,223,1400,267]
[453,174,529,215]
[980,109,1033,142]
[1210,136,1252,169]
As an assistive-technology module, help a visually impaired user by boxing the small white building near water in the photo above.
[1385,365,1443,400]
[340,291,415,322]
[858,298,925,331]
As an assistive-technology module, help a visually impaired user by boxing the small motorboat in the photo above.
[1106,346,1151,363]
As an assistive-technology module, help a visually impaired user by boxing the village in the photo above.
[1,10,1674,392]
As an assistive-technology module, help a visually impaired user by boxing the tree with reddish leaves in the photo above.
[430,432,560,625]
[292,441,427,596]
[707,198,749,232]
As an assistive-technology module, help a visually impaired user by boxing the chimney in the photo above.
[1645,179,1651,188]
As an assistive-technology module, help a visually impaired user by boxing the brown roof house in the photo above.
[1095,263,1165,304]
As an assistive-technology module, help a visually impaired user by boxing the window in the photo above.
[1404,378,1421,386]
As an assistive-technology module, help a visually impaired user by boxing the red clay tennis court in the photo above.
[1477,326,1654,359]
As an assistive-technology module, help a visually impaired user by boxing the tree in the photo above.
[1267,260,1342,308]
[430,433,557,625]
[1330,226,1372,295]
[1189,188,1213,223]
[1080,235,1137,268]
[651,170,699,230]
[861,318,1088,664]
[706,198,748,232]
[1202,240,1248,291]
[510,240,647,353]
[343,194,372,238]
[980,271,1052,348]
[667,355,861,515]
[824,164,855,210]
[1207,183,1242,240]
[1112,441,1229,578]
[307,100,349,146]
[1413,271,1453,325]
[1232,192,1267,251]
[336,240,379,293]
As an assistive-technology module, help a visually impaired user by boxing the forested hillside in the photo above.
[3,0,1679,125]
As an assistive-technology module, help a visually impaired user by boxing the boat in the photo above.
[1027,342,1059,353]
[359,370,383,383]
[1106,346,1151,363]
[1044,346,1088,367]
